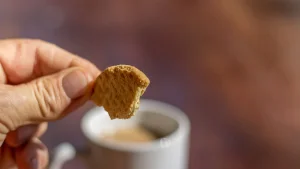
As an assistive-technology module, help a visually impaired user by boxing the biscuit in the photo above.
[91,65,150,119]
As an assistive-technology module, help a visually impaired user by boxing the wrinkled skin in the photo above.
[0,39,100,169]
[1,0,300,168]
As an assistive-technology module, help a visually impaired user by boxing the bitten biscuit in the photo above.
[91,65,150,119]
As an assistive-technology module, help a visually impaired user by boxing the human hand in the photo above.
[0,39,100,169]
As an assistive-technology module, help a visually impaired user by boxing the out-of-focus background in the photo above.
[1,0,300,169]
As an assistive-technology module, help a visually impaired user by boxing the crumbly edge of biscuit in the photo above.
[105,86,144,120]
[106,65,150,87]
[90,75,104,106]
[91,65,150,119]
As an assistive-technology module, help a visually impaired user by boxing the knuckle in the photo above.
[31,39,57,48]
[21,39,57,50]
[32,79,64,119]
[0,113,14,134]
[26,39,46,45]
[0,87,23,131]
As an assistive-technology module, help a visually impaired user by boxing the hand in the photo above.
[0,39,100,169]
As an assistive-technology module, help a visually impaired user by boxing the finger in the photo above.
[0,67,93,132]
[0,144,17,169]
[0,39,100,84]
[35,123,48,138]
[5,123,48,147]
[15,138,48,169]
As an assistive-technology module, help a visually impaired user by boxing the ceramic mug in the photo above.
[50,99,191,169]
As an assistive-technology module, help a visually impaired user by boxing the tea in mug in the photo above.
[100,126,158,143]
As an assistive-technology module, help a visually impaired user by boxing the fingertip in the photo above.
[86,62,101,79]
[5,123,47,148]
[71,57,101,79]
[15,138,49,169]
[35,123,48,138]
[6,125,37,147]
[62,68,93,99]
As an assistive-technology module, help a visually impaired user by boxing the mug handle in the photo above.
[49,143,90,169]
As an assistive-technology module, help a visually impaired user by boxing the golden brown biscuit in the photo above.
[91,65,150,119]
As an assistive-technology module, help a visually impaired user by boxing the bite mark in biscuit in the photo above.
[91,65,150,119]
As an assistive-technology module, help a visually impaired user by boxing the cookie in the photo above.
[91,65,150,119]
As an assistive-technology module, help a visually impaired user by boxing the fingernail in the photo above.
[30,158,38,169]
[63,70,92,99]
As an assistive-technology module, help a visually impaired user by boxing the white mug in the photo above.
[50,99,191,169]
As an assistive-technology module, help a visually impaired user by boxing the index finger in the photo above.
[0,39,101,84]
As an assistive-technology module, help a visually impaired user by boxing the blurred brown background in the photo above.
[1,0,300,169]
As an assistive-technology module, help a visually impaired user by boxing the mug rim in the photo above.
[81,99,190,152]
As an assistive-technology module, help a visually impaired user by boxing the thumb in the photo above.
[0,67,93,133]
